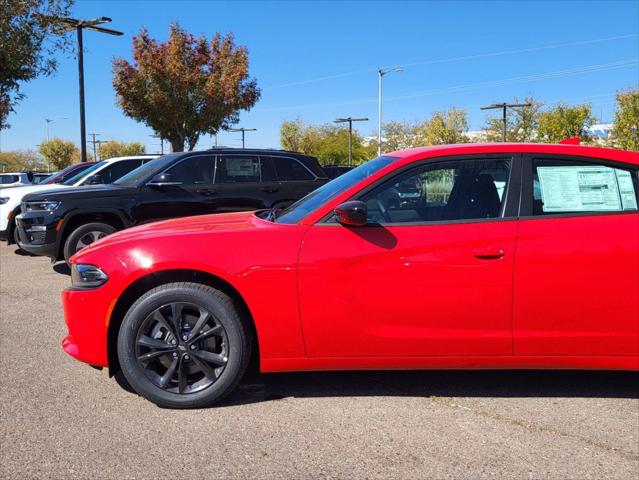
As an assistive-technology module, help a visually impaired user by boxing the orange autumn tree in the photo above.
[112,23,260,152]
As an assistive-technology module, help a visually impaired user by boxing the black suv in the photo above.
[16,148,328,261]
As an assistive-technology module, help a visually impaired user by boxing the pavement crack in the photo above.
[428,395,639,461]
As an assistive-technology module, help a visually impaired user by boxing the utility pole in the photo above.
[480,102,533,142]
[228,127,257,149]
[43,16,123,162]
[149,134,164,155]
[88,133,101,160]
[334,117,369,167]
[377,67,402,155]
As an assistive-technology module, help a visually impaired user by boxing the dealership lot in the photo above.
[0,244,637,479]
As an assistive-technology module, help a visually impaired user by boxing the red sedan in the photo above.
[62,143,639,408]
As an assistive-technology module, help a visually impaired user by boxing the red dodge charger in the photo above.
[62,143,639,408]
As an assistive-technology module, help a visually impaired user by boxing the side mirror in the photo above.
[334,200,368,226]
[147,173,182,187]
[85,174,104,185]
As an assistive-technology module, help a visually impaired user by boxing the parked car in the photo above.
[322,165,354,179]
[1,156,156,246]
[29,173,52,184]
[60,143,638,408]
[38,162,98,186]
[16,148,328,261]
[0,172,31,187]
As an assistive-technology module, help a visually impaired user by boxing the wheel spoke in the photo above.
[137,349,173,364]
[152,310,175,337]
[177,357,188,394]
[138,335,172,350]
[170,303,184,335]
[191,355,218,379]
[189,324,223,344]
[159,357,179,388]
[190,310,211,340]
[192,349,226,367]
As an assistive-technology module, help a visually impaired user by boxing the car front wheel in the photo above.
[117,282,252,408]
[63,222,116,262]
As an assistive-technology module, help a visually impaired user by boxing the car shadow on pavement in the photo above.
[219,370,639,407]
[13,246,37,257]
[52,262,71,276]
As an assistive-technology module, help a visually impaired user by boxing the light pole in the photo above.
[377,67,401,155]
[150,134,164,155]
[334,117,368,166]
[44,16,123,162]
[480,102,533,142]
[45,117,68,142]
[228,127,257,149]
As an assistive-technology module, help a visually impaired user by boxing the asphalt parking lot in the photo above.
[0,243,638,479]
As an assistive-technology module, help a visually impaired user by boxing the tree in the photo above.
[0,0,74,129]
[482,97,542,142]
[0,150,45,172]
[537,103,595,143]
[419,108,469,145]
[38,138,78,170]
[113,23,260,152]
[610,88,639,151]
[98,140,145,160]
[280,118,376,165]
[382,121,422,151]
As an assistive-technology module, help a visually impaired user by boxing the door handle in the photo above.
[261,186,279,193]
[196,188,217,196]
[473,248,505,260]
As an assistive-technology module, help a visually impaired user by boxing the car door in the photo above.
[298,155,519,357]
[215,154,279,212]
[138,154,217,223]
[513,155,639,356]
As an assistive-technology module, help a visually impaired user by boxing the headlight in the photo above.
[0,197,8,205]
[23,201,60,213]
[71,264,108,289]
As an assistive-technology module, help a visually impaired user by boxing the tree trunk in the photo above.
[169,137,184,152]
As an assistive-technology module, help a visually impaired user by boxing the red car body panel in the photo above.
[61,144,639,372]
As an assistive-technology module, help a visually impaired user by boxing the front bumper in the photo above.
[15,212,61,259]
[61,287,112,367]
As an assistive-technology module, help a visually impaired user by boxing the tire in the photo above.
[63,222,116,262]
[117,282,252,408]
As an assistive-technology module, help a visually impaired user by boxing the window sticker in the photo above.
[226,158,260,177]
[537,166,623,212]
[614,169,638,210]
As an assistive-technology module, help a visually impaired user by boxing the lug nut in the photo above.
[172,352,178,358]
[189,344,196,350]
[170,339,176,345]
[184,354,190,360]
[182,335,188,341]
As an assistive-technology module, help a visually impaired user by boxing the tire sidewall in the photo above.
[63,222,116,261]
[117,285,248,408]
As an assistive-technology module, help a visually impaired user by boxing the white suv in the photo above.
[0,172,32,187]
[0,155,157,245]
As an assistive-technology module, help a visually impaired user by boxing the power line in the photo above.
[255,59,638,113]
[263,33,638,90]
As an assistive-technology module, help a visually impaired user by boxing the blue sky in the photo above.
[3,0,638,154]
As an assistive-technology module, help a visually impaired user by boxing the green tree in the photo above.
[419,107,469,145]
[610,88,639,151]
[280,118,375,165]
[0,0,74,129]
[98,140,146,160]
[0,150,45,172]
[537,103,595,143]
[482,97,542,142]
[38,138,78,170]
[382,121,422,151]
[113,23,260,152]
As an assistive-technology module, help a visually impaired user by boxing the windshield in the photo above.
[63,161,106,186]
[275,156,398,224]
[114,155,179,187]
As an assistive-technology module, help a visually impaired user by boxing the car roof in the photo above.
[100,155,159,164]
[387,143,639,166]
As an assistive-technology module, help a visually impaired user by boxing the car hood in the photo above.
[0,183,67,199]
[81,211,264,253]
[23,184,136,202]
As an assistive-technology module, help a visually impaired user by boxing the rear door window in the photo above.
[216,155,265,183]
[273,157,314,181]
[532,159,638,214]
